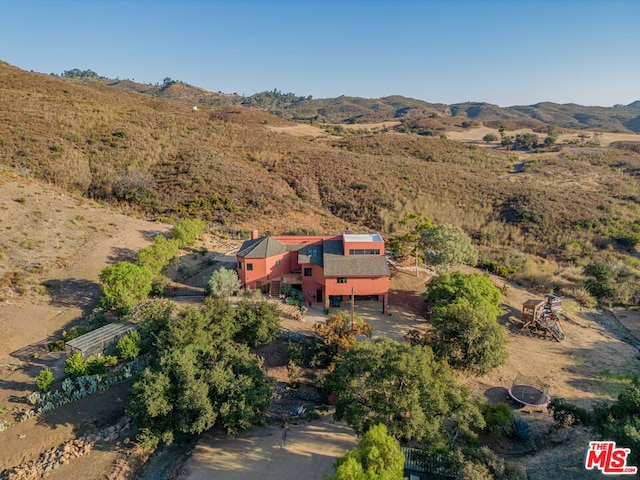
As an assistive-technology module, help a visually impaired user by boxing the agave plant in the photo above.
[289,404,307,418]
[512,418,533,444]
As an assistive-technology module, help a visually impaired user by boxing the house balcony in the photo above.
[281,273,303,285]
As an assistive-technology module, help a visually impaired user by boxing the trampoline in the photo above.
[508,375,551,408]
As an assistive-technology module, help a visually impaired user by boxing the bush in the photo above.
[36,367,54,392]
[116,330,142,360]
[481,403,514,438]
[64,351,88,379]
[171,218,206,248]
[206,267,241,297]
[99,261,153,312]
[137,235,179,275]
[87,356,108,375]
[566,286,598,308]
[548,398,591,426]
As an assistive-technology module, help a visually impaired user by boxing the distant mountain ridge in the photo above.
[52,67,640,133]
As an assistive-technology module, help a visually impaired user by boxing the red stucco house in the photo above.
[236,231,390,313]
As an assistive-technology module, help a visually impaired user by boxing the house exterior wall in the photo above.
[342,240,385,256]
[301,262,326,305]
[324,275,389,313]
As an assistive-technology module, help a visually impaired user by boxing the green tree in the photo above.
[117,330,142,360]
[330,424,405,480]
[64,351,88,379]
[325,338,484,447]
[482,133,497,144]
[171,218,206,248]
[128,305,273,444]
[36,367,54,392]
[593,377,640,467]
[421,224,478,272]
[99,261,153,312]
[390,212,434,259]
[514,133,538,150]
[206,267,241,297]
[137,235,179,275]
[544,124,560,146]
[430,300,507,375]
[234,299,281,347]
[424,271,501,317]
[423,272,505,374]
[501,135,514,150]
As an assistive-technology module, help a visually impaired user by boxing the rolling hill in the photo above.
[53,68,640,132]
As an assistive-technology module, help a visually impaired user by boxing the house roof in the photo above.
[323,239,390,277]
[237,234,390,277]
[237,236,287,258]
[343,233,383,243]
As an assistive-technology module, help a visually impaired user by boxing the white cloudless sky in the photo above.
[1,0,639,106]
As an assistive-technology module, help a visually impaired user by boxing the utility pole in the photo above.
[351,287,355,330]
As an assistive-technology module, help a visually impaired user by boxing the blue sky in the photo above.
[1,0,638,107]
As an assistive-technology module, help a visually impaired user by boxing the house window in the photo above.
[256,281,262,288]
[337,278,347,284]
[304,267,312,277]
[308,249,318,257]
[247,263,253,271]
[349,249,380,255]
[238,262,243,270]
[275,259,281,266]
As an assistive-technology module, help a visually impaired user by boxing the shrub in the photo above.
[171,218,206,248]
[137,235,179,275]
[116,330,142,360]
[481,403,514,438]
[206,267,241,297]
[87,356,108,375]
[64,351,88,379]
[36,367,54,392]
[548,398,591,426]
[566,286,598,308]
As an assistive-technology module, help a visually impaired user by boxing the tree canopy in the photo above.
[424,272,506,375]
[421,224,478,272]
[424,271,501,316]
[313,310,372,361]
[330,424,405,480]
[99,261,153,312]
[128,302,273,444]
[325,338,484,448]
[429,300,507,375]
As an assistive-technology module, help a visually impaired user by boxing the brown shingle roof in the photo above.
[237,236,287,258]
[322,239,390,277]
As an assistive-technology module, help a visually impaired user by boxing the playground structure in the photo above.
[520,294,566,341]
[508,374,551,408]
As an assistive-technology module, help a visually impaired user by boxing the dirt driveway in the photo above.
[182,416,356,480]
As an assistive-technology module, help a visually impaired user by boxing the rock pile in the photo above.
[1,416,133,480]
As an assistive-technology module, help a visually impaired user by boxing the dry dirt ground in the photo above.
[181,417,356,480]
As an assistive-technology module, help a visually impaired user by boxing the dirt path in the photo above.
[181,416,356,480]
